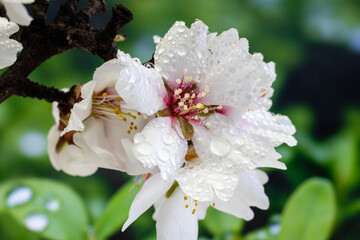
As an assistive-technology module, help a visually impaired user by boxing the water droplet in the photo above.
[157,149,170,161]
[134,133,145,144]
[210,138,231,156]
[163,134,174,145]
[24,213,49,232]
[136,142,153,155]
[177,26,186,33]
[177,45,187,56]
[157,46,166,54]
[269,224,281,235]
[45,197,60,212]
[235,136,245,146]
[6,186,33,207]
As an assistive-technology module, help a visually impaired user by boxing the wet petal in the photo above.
[132,117,188,181]
[0,17,22,69]
[154,20,209,87]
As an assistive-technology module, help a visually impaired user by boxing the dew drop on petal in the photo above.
[162,134,174,145]
[157,149,170,161]
[177,45,187,56]
[6,186,33,207]
[24,213,49,232]
[134,133,145,144]
[210,138,231,156]
[136,142,153,155]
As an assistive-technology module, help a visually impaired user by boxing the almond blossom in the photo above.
[47,55,157,176]
[0,17,22,69]
[115,20,296,239]
[110,20,296,201]
[1,0,34,26]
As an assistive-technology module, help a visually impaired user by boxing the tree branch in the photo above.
[0,0,133,106]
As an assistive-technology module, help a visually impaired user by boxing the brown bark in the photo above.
[0,0,132,110]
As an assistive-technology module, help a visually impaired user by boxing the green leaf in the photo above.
[0,178,88,240]
[278,178,336,240]
[202,207,244,237]
[95,181,139,240]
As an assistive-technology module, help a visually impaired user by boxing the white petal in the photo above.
[255,87,274,111]
[0,17,22,69]
[193,113,285,174]
[155,188,198,240]
[121,139,153,176]
[154,20,209,87]
[61,81,96,136]
[252,169,269,185]
[3,2,33,26]
[202,43,275,118]
[206,28,248,71]
[122,174,172,231]
[235,170,269,210]
[56,118,126,176]
[213,195,254,221]
[213,170,269,221]
[176,159,238,202]
[73,118,126,172]
[46,125,61,171]
[56,142,99,176]
[51,102,60,126]
[111,50,166,115]
[132,117,188,181]
[241,110,297,147]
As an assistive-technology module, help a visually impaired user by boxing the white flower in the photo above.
[122,170,269,240]
[47,58,156,176]
[107,20,296,202]
[0,17,22,69]
[1,0,34,26]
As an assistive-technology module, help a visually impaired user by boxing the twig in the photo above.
[0,0,133,108]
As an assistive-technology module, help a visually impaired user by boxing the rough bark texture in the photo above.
[0,0,132,110]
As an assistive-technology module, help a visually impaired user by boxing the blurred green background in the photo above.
[1,0,360,239]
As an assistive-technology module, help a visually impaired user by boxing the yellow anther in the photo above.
[184,93,190,99]
[184,196,188,200]
[194,76,200,82]
[212,202,215,207]
[195,203,198,206]
[217,105,223,110]
[185,76,192,82]
[102,92,108,97]
[130,126,134,130]
[197,93,203,98]
[137,184,141,188]
[115,97,123,101]
[196,103,204,109]
[184,68,188,74]
[201,92,207,97]
[175,89,183,95]
[176,78,181,84]
[137,112,141,115]
[122,117,127,121]
[194,116,199,120]
[134,126,138,130]
[127,130,131,134]
[192,209,196,214]
[185,204,189,208]
[130,122,134,125]
[203,108,209,114]
[183,105,188,110]
[204,85,210,92]
[126,191,130,195]
[206,122,211,127]
[178,102,184,107]
[191,93,196,98]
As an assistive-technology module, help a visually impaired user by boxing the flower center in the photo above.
[92,91,141,135]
